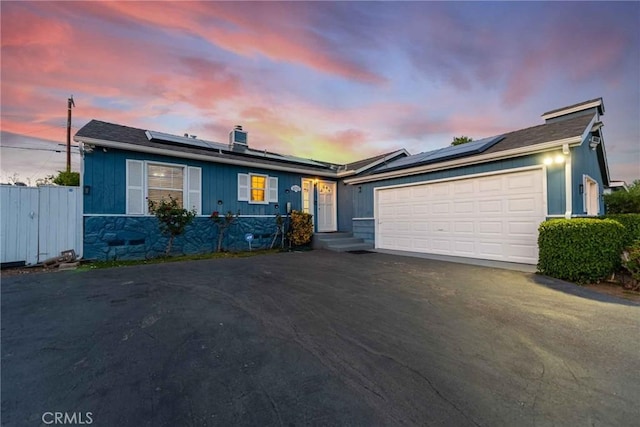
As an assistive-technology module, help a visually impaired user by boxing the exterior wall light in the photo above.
[554,155,565,164]
[543,157,553,165]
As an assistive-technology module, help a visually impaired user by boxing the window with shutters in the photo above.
[126,160,201,214]
[237,173,278,204]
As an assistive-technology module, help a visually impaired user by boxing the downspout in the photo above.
[563,144,572,219]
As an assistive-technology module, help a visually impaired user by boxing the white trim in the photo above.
[541,100,603,121]
[564,144,572,219]
[353,217,375,221]
[583,174,600,216]
[126,159,145,215]
[301,178,315,227]
[372,165,545,192]
[344,136,582,185]
[75,136,338,177]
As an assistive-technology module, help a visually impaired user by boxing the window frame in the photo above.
[249,173,269,205]
[126,159,201,215]
[237,173,278,204]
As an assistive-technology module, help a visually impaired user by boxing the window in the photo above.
[148,164,184,206]
[126,160,201,215]
[251,174,267,203]
[238,173,278,204]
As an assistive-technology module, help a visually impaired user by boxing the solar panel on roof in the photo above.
[145,130,330,168]
[145,130,228,151]
[375,135,504,173]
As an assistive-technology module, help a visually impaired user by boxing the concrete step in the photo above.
[324,237,365,247]
[324,242,375,253]
[313,232,353,249]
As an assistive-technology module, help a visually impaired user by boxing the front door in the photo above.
[317,181,337,232]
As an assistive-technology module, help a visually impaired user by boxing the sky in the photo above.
[1,1,639,185]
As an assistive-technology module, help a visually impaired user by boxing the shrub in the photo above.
[602,213,640,247]
[604,180,640,213]
[148,196,197,255]
[538,218,625,283]
[621,240,640,284]
[289,210,313,246]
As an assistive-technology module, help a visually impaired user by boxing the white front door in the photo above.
[317,181,337,232]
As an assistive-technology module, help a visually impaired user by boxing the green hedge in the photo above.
[538,218,625,283]
[602,214,640,247]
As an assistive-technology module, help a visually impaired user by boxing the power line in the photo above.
[0,146,80,153]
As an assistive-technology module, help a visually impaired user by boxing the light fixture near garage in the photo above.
[543,154,566,165]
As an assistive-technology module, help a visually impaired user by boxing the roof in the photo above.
[343,149,409,173]
[541,97,604,120]
[370,113,594,174]
[74,120,399,177]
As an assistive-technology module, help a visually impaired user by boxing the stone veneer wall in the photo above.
[84,216,284,261]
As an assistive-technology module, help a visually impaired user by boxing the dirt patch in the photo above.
[1,265,51,277]
[584,280,640,304]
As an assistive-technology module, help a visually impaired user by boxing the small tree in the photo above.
[210,210,239,252]
[50,171,80,186]
[148,196,196,255]
[604,180,640,214]
[451,136,473,146]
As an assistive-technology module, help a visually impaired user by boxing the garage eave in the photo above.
[344,136,582,185]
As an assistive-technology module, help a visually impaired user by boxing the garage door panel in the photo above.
[431,221,450,232]
[478,177,503,193]
[477,241,503,256]
[508,221,538,236]
[479,199,502,214]
[508,197,537,213]
[431,239,451,252]
[454,201,474,214]
[454,221,474,233]
[454,240,475,255]
[478,221,502,235]
[376,169,545,264]
[454,181,474,195]
[432,202,450,214]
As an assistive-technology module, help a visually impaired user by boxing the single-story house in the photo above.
[75,98,610,264]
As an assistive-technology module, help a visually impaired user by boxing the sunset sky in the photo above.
[1,1,638,185]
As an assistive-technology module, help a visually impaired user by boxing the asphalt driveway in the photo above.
[2,250,639,426]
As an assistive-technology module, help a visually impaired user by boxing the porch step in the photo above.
[313,232,374,252]
[325,242,375,253]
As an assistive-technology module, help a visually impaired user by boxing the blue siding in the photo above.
[352,219,374,244]
[352,153,567,218]
[83,148,335,216]
[570,138,606,215]
[337,180,353,232]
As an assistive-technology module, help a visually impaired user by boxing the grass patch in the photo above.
[78,249,282,271]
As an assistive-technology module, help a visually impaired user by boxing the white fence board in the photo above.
[1,185,83,265]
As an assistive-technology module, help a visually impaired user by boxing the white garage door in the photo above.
[376,169,545,264]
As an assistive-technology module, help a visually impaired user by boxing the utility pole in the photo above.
[66,95,75,173]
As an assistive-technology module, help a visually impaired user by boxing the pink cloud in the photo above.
[93,2,385,85]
